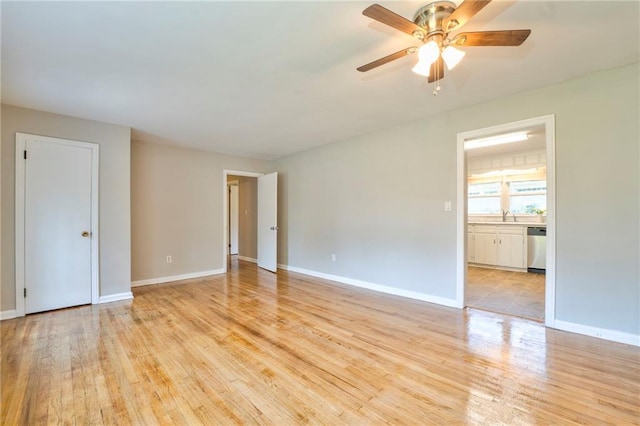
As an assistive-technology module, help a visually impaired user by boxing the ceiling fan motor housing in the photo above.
[413,1,456,41]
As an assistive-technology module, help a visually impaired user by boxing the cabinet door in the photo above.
[497,233,525,268]
[468,232,475,262]
[474,233,497,265]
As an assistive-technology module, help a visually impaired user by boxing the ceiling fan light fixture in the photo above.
[442,45,465,70]
[417,40,440,65]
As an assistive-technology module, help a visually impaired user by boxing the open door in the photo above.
[257,172,278,272]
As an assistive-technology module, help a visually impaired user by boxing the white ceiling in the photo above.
[2,1,638,160]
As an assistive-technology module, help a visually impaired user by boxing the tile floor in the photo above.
[466,266,545,321]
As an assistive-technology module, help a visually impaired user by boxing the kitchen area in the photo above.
[465,126,547,321]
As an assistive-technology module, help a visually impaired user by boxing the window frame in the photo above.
[468,174,547,217]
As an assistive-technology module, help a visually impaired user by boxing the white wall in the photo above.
[1,105,132,311]
[272,63,639,336]
[275,116,458,302]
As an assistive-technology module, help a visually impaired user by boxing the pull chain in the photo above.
[432,59,441,96]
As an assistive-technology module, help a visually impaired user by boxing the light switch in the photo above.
[444,201,452,211]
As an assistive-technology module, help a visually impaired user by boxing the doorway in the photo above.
[223,170,279,273]
[226,175,256,261]
[15,133,99,316]
[455,115,556,326]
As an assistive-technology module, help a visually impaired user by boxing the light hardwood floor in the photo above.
[2,259,639,424]
[466,266,545,321]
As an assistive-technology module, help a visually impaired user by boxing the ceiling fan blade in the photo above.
[357,47,416,72]
[452,30,531,46]
[363,4,426,38]
[427,56,445,83]
[443,0,492,32]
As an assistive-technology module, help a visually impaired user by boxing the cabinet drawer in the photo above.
[498,226,525,235]
[475,225,498,233]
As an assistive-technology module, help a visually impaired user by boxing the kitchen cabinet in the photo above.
[496,228,526,269]
[468,224,526,270]
[474,227,498,265]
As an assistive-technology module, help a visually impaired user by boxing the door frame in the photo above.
[455,115,557,327]
[15,133,100,317]
[222,170,263,273]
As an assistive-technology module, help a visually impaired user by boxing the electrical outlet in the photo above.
[444,201,452,212]
[331,254,336,262]
[166,255,172,263]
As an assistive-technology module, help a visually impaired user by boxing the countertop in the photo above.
[469,221,546,227]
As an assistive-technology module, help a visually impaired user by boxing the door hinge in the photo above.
[23,288,27,298]
[24,150,27,159]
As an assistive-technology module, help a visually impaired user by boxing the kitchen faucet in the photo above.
[502,209,510,222]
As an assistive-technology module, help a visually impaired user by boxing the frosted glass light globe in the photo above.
[417,41,439,64]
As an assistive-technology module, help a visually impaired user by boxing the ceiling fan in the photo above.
[357,1,531,87]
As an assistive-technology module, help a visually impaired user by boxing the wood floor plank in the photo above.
[2,259,639,424]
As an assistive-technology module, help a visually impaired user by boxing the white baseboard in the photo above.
[278,264,458,308]
[131,269,225,287]
[98,292,134,304]
[552,319,640,347]
[0,310,17,320]
[238,256,257,264]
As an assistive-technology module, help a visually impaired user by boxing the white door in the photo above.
[229,184,239,255]
[23,137,94,314]
[257,172,278,272]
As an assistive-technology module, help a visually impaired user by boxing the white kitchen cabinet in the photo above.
[474,227,498,265]
[497,231,526,269]
[469,224,526,270]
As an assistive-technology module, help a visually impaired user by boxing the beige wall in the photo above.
[131,140,267,281]
[1,105,132,311]
[272,63,639,336]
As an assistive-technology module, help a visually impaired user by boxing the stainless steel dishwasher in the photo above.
[527,227,546,273]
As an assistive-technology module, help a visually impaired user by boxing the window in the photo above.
[467,178,547,216]
[468,182,501,214]
[509,180,546,214]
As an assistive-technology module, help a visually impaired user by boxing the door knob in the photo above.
[82,231,91,237]
[270,226,279,231]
